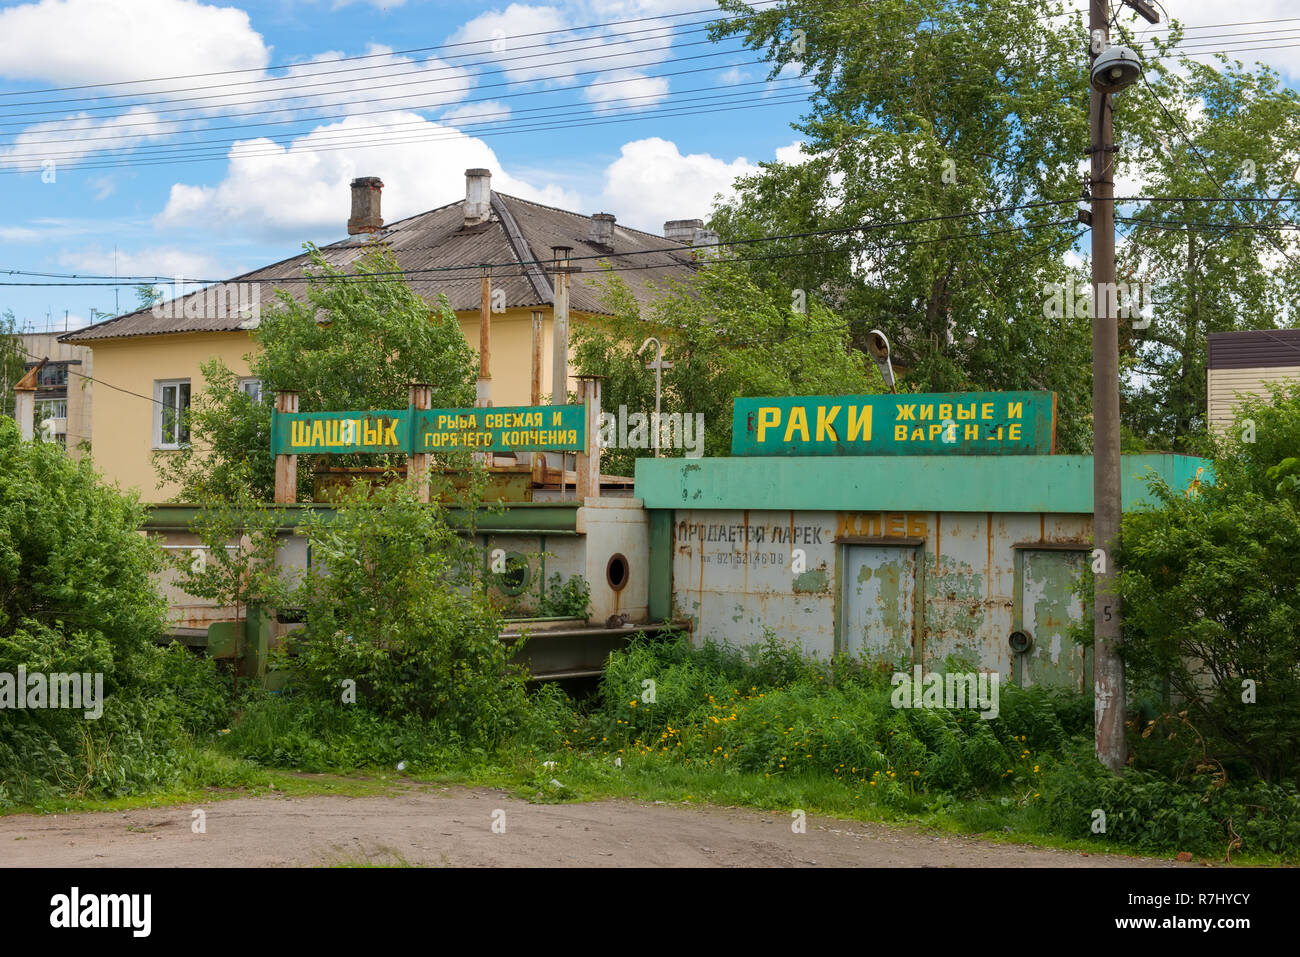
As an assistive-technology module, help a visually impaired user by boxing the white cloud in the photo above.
[447,1,702,94]
[263,47,472,117]
[0,0,269,88]
[448,5,579,86]
[154,112,580,241]
[0,107,182,171]
[0,226,42,243]
[597,136,760,232]
[441,100,513,127]
[1140,0,1300,81]
[57,244,228,282]
[774,140,806,165]
[584,71,670,112]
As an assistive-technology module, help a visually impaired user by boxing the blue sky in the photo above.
[0,0,811,331]
[1,0,1297,333]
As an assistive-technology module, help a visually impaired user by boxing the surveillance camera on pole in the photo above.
[1090,45,1142,94]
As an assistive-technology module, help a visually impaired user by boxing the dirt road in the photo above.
[0,785,1181,867]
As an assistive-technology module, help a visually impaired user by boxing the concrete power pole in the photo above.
[1090,0,1146,773]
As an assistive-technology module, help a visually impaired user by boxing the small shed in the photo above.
[636,453,1210,690]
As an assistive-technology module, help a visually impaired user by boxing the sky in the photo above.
[0,0,1297,333]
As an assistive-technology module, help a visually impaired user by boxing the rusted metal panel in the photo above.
[841,544,917,663]
[1016,549,1090,692]
[669,507,1096,672]
[672,509,838,658]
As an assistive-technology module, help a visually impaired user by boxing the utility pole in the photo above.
[1090,0,1157,772]
[1089,0,1125,772]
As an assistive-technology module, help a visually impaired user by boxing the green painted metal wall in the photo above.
[635,454,1213,513]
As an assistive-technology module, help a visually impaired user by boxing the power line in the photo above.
[0,12,771,115]
[9,194,1292,288]
[1137,74,1300,270]
[5,46,765,147]
[6,220,1086,405]
[0,90,814,176]
[4,10,1294,157]
[0,198,1086,289]
[11,78,815,165]
[15,344,167,407]
[0,0,787,98]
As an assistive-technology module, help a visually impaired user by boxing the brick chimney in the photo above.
[465,168,492,226]
[347,176,384,235]
[664,218,703,244]
[691,226,719,257]
[588,212,615,246]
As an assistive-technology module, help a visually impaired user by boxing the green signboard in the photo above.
[416,404,586,453]
[271,404,587,455]
[271,409,409,455]
[730,392,1057,456]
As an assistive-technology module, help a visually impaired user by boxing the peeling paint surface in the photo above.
[1020,549,1089,691]
[670,508,1094,673]
[842,545,915,663]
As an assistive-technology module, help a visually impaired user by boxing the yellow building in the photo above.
[18,332,94,458]
[65,170,707,499]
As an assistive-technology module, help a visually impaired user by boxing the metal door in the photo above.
[841,545,918,664]
[1017,549,1089,691]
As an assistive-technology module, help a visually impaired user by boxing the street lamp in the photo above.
[1090,45,1143,94]
[637,337,673,457]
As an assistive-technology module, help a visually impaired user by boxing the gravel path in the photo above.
[0,785,1184,867]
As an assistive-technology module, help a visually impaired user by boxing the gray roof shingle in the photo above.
[65,192,698,343]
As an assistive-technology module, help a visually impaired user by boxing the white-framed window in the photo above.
[36,398,67,420]
[155,379,191,449]
[239,377,263,404]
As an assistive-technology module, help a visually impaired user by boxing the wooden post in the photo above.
[530,309,545,487]
[478,268,492,407]
[477,268,492,468]
[530,310,544,406]
[274,390,298,504]
[407,382,432,503]
[12,359,43,441]
[550,246,571,406]
[575,375,603,502]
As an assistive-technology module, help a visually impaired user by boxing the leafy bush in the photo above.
[0,419,230,807]
[1119,383,1300,781]
[539,573,592,619]
[286,482,531,747]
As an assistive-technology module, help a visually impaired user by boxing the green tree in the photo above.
[155,244,477,501]
[1,310,27,420]
[710,0,1095,451]
[709,1,1300,454]
[1116,43,1300,452]
[1118,384,1300,781]
[573,261,880,474]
